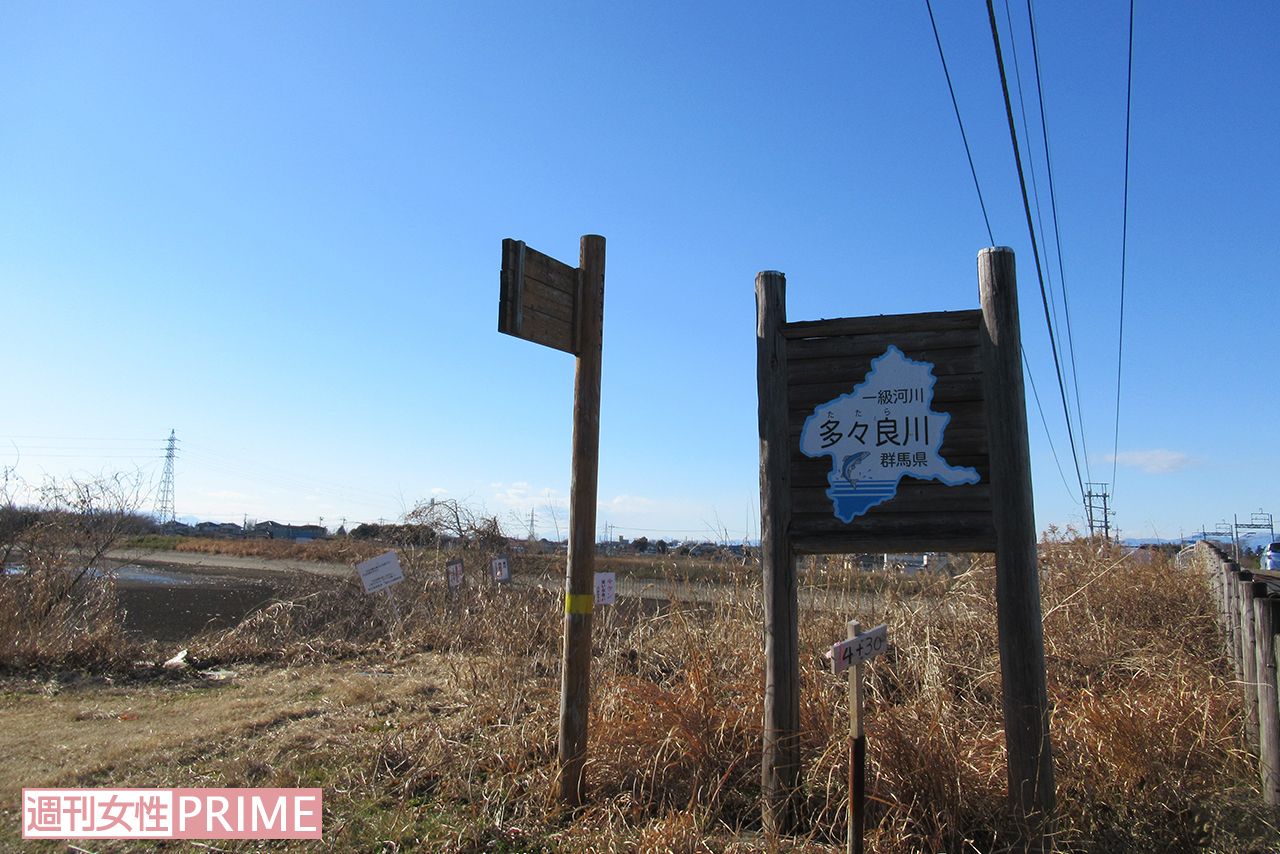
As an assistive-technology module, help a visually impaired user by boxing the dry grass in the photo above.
[3,537,1276,852]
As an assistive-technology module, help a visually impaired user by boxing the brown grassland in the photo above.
[1,529,1277,852]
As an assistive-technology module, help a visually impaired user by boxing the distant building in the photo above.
[194,521,243,538]
[253,521,328,542]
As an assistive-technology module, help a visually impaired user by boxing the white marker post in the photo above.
[827,621,887,854]
[593,571,615,606]
[445,557,465,600]
[491,555,511,585]
[355,550,405,632]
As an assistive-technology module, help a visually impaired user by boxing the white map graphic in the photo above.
[799,345,980,523]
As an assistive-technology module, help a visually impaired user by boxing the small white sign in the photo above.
[827,623,888,675]
[356,550,404,594]
[446,558,465,590]
[593,571,616,606]
[491,555,511,584]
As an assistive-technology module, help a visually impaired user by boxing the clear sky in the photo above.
[2,1,1276,543]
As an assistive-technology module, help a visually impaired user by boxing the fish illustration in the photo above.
[840,451,871,487]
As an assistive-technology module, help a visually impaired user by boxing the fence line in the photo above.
[1183,541,1280,803]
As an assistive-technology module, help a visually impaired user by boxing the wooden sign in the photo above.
[827,623,888,674]
[355,550,404,595]
[756,250,1055,843]
[496,235,606,807]
[785,311,994,554]
[499,239,579,354]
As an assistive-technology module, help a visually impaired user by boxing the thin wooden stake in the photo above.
[848,620,866,854]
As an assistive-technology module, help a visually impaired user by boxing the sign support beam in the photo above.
[757,270,800,835]
[977,246,1056,847]
[557,234,606,805]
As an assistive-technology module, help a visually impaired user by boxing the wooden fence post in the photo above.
[757,270,800,835]
[977,247,1056,842]
[1240,571,1260,749]
[1227,564,1243,681]
[1252,586,1280,805]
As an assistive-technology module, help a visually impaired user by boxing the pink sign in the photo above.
[23,788,323,840]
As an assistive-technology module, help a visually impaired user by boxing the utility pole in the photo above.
[1084,482,1112,540]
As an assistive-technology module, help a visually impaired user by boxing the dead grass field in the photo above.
[3,536,1278,852]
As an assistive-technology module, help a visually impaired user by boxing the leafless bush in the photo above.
[0,473,145,669]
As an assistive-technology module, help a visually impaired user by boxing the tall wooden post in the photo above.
[1251,585,1280,805]
[977,247,1056,841]
[757,270,800,834]
[557,234,605,805]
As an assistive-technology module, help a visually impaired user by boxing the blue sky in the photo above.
[2,1,1276,543]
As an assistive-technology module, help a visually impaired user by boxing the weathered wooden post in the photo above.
[1240,570,1260,749]
[498,234,606,806]
[1228,564,1244,681]
[1251,586,1279,805]
[756,270,800,834]
[559,235,606,804]
[977,247,1056,836]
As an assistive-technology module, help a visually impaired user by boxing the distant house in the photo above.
[253,521,328,542]
[194,521,243,538]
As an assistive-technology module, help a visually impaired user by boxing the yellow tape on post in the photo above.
[564,593,594,615]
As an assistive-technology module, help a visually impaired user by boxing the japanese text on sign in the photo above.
[593,572,616,605]
[491,555,511,584]
[799,345,980,523]
[355,551,404,595]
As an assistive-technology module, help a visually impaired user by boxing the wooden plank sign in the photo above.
[827,623,888,675]
[784,310,995,554]
[499,239,579,354]
[355,550,404,595]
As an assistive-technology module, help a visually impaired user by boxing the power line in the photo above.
[1003,0,1091,487]
[1111,0,1135,495]
[925,0,995,245]
[985,0,1086,504]
[1022,343,1076,502]
[1024,0,1091,485]
[923,0,1076,503]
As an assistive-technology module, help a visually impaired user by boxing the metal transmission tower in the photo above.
[1233,510,1275,562]
[155,430,177,523]
[1084,483,1112,540]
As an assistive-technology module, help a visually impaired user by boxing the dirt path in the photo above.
[0,654,468,849]
[106,547,352,580]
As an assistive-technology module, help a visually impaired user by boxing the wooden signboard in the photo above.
[756,248,1054,846]
[497,235,606,808]
[500,239,580,355]
[786,310,995,554]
